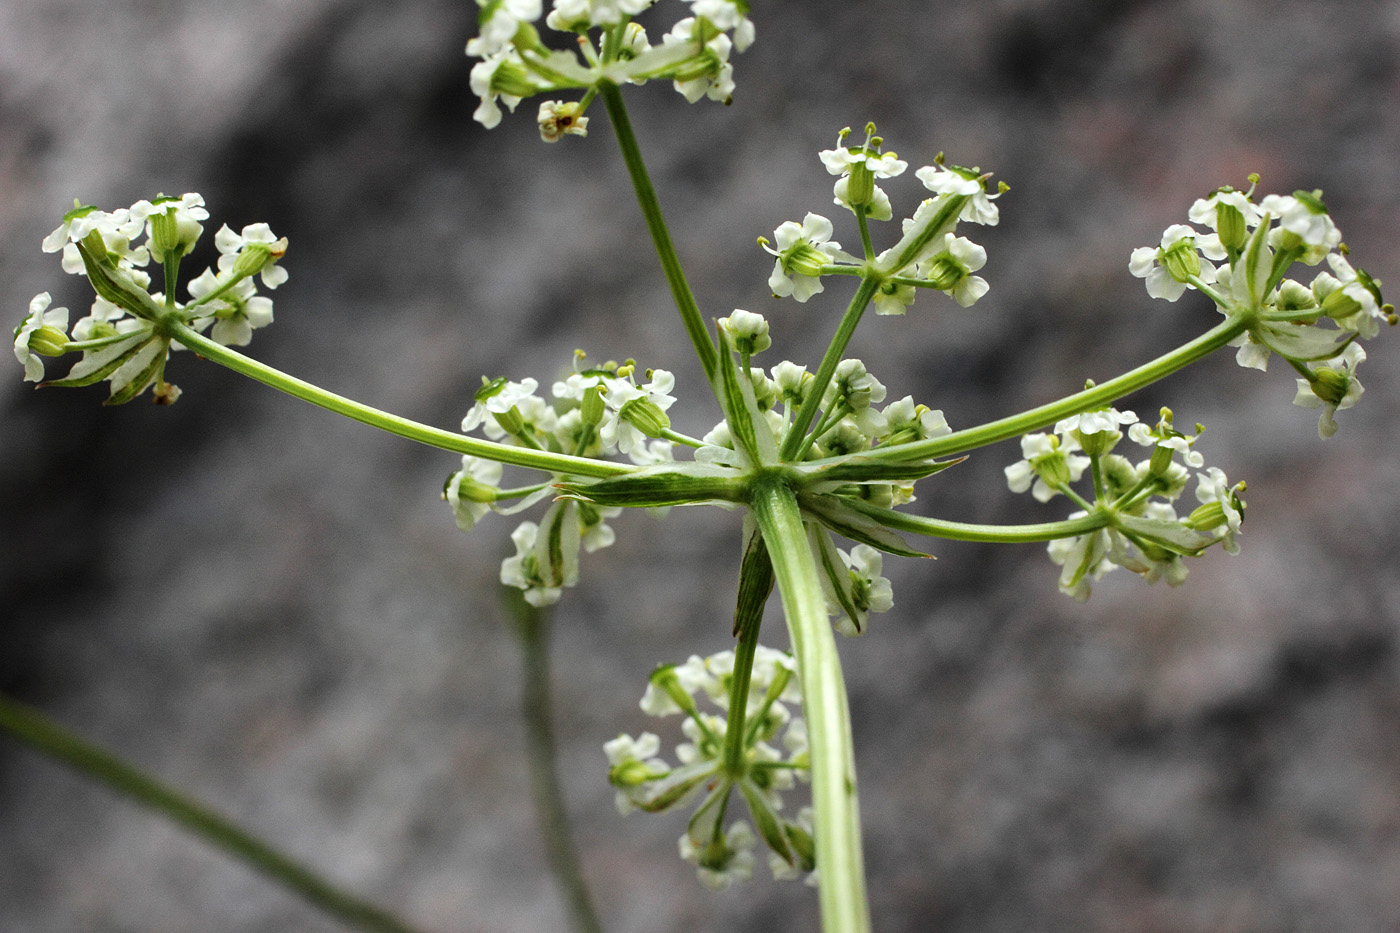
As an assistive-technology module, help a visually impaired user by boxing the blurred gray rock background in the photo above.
[2,1,1399,930]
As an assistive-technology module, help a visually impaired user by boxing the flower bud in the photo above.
[1305,366,1352,407]
[1320,286,1363,322]
[845,158,876,208]
[619,397,672,438]
[148,206,202,260]
[230,238,289,280]
[782,243,829,280]
[25,325,69,358]
[1161,238,1202,284]
[922,253,968,292]
[1215,202,1247,252]
[580,383,607,427]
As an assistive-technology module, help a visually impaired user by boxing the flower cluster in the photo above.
[14,196,287,404]
[604,646,813,889]
[1131,180,1392,438]
[447,354,678,604]
[1006,407,1244,600]
[466,0,754,139]
[762,127,1003,314]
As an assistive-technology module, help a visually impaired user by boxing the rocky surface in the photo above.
[2,1,1399,930]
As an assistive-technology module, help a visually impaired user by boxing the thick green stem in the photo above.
[847,315,1250,464]
[600,82,719,385]
[780,275,882,461]
[169,322,630,479]
[0,694,424,933]
[507,597,605,933]
[748,477,870,933]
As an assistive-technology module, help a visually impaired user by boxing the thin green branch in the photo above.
[833,496,1110,543]
[843,315,1250,464]
[0,694,425,933]
[779,275,881,461]
[600,82,719,385]
[169,322,631,479]
[748,476,870,933]
[507,597,605,933]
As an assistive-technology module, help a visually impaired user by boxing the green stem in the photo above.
[600,82,718,385]
[779,275,882,461]
[168,322,631,479]
[833,496,1110,542]
[747,477,869,933]
[723,571,766,776]
[849,315,1249,464]
[507,597,605,933]
[0,694,425,933]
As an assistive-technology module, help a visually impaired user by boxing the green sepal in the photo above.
[1252,320,1354,363]
[1114,513,1213,554]
[42,330,155,389]
[797,492,931,559]
[795,453,966,488]
[534,500,579,589]
[632,759,722,814]
[76,240,166,322]
[684,779,733,848]
[738,780,795,867]
[556,462,746,509]
[733,520,775,637]
[104,338,170,406]
[713,325,778,466]
[808,524,862,633]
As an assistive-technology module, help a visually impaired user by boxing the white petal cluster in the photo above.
[1010,409,1246,600]
[465,0,756,133]
[608,646,812,888]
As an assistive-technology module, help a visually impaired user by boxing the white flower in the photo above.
[43,204,149,277]
[828,544,893,637]
[602,368,676,454]
[662,19,735,104]
[187,269,275,347]
[129,193,209,260]
[917,233,989,307]
[1314,253,1386,339]
[467,0,542,58]
[880,396,951,444]
[500,520,565,606]
[1188,188,1261,244]
[536,100,589,142]
[680,820,756,891]
[765,212,848,302]
[1292,342,1365,439]
[1129,224,1224,301]
[690,0,755,50]
[71,297,128,342]
[1004,432,1089,502]
[719,309,771,355]
[470,49,529,129]
[1127,421,1204,469]
[1046,517,1114,602]
[914,162,1000,225]
[1259,191,1341,255]
[214,223,289,289]
[1192,467,1244,553]
[603,731,668,814]
[14,293,69,382]
[462,377,541,434]
[444,455,503,532]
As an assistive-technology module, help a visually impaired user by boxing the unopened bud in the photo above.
[580,383,607,426]
[1161,238,1202,284]
[1215,202,1247,252]
[619,397,671,438]
[25,326,69,358]
[1306,367,1352,407]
